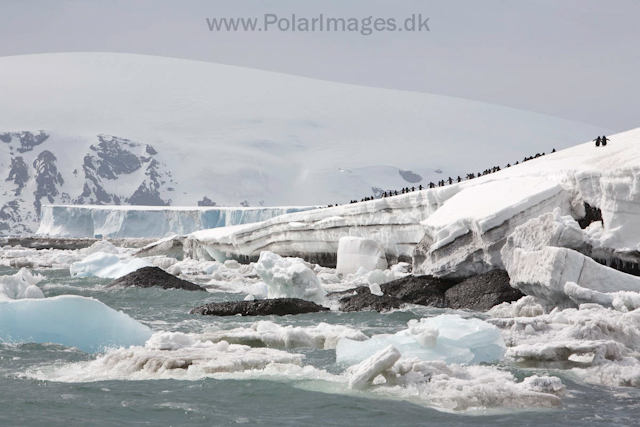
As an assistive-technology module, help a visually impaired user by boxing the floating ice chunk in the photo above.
[224,259,241,269]
[0,268,45,301]
[336,315,505,365]
[348,345,401,390]
[200,320,367,349]
[0,295,152,353]
[564,281,640,312]
[32,336,303,382]
[145,331,196,350]
[520,375,565,395]
[82,240,120,255]
[488,295,545,318]
[152,257,179,269]
[336,236,387,275]
[255,251,325,304]
[70,252,152,279]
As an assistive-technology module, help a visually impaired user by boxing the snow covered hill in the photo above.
[0,52,609,234]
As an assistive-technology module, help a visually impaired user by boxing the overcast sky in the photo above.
[1,0,638,131]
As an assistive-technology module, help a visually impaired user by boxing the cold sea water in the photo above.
[1,266,639,427]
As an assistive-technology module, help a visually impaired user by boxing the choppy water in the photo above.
[2,267,640,426]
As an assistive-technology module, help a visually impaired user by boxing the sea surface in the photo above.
[1,266,640,426]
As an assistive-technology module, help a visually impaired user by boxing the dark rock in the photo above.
[190,298,329,316]
[444,269,523,311]
[332,275,457,312]
[578,202,603,229]
[33,150,64,215]
[107,266,206,291]
[336,286,405,312]
[127,159,170,206]
[6,156,29,196]
[399,169,423,183]
[381,275,457,307]
[198,196,217,207]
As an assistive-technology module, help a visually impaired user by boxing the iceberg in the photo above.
[336,236,387,275]
[255,251,326,304]
[0,295,153,353]
[38,205,318,238]
[70,252,152,279]
[0,268,45,301]
[336,315,505,366]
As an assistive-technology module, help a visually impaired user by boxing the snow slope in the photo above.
[0,52,608,234]
[184,129,640,275]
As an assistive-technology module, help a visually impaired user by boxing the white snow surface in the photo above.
[0,295,153,353]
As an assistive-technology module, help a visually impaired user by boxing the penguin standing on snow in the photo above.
[594,136,601,147]
[601,135,609,146]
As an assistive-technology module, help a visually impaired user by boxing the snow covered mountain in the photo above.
[0,52,609,234]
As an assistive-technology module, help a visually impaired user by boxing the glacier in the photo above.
[37,204,317,238]
[0,295,153,353]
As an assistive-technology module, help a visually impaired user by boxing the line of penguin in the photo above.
[325,136,612,208]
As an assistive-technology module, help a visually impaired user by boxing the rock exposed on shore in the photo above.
[106,266,206,291]
[332,275,457,312]
[190,298,329,316]
[444,269,524,311]
[334,271,521,313]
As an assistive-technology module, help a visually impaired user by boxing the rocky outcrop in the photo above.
[335,272,521,313]
[334,275,457,312]
[444,269,524,311]
[107,266,206,291]
[190,298,329,316]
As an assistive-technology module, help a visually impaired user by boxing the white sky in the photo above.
[1,0,638,131]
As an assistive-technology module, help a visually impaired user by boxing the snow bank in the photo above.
[70,252,152,279]
[185,189,449,266]
[336,236,387,275]
[0,295,152,352]
[414,177,571,278]
[336,315,505,366]
[38,205,318,238]
[412,130,640,278]
[507,246,640,308]
[255,251,326,304]
[0,268,45,301]
[200,321,368,349]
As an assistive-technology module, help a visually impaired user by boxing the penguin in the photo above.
[594,136,601,147]
[602,135,609,146]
